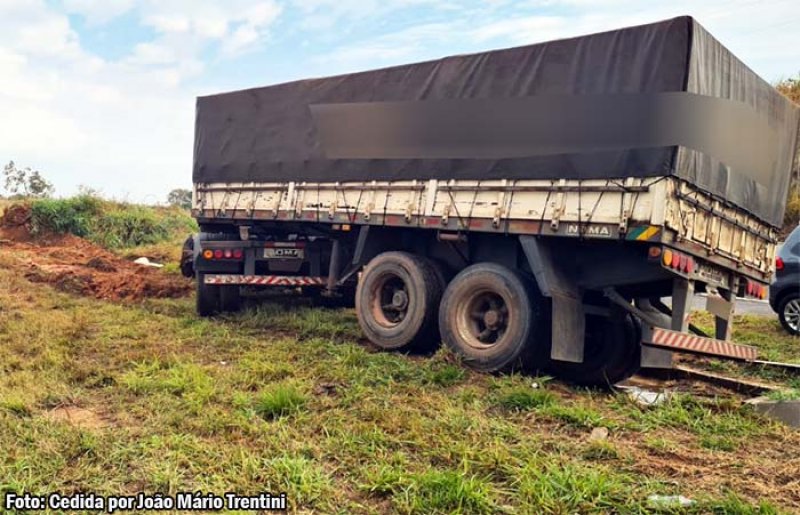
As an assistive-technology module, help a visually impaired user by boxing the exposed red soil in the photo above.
[44,405,112,430]
[1,204,191,302]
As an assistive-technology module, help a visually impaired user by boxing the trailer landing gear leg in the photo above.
[635,298,674,370]
[640,279,693,370]
[708,282,736,341]
[671,278,694,332]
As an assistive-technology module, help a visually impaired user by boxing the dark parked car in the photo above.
[770,225,800,335]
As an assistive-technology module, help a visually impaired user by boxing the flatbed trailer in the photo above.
[187,16,799,386]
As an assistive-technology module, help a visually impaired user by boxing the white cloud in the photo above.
[315,0,800,82]
[0,1,82,58]
[470,16,565,43]
[0,1,194,199]
[290,0,456,30]
[62,0,135,25]
[129,42,178,65]
[0,0,289,201]
[143,14,191,33]
[221,2,282,55]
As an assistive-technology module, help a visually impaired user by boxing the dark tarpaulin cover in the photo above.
[193,16,800,227]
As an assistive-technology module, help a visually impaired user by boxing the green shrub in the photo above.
[27,195,196,250]
[29,195,101,237]
[92,207,170,248]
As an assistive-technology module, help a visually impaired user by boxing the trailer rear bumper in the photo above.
[643,327,757,361]
[204,274,327,286]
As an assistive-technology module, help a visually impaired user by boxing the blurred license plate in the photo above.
[264,248,304,259]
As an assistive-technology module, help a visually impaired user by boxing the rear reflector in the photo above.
[743,280,768,299]
[776,257,784,271]
[202,247,244,260]
[660,248,698,276]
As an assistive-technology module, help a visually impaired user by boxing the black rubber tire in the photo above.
[196,272,220,317]
[778,293,800,336]
[219,285,242,313]
[438,263,542,373]
[180,234,195,278]
[356,252,444,352]
[549,309,642,388]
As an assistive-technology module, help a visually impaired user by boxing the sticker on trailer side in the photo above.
[263,248,305,259]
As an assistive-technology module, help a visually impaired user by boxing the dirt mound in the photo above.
[18,235,192,301]
[2,202,31,226]
[1,204,191,302]
[0,203,36,242]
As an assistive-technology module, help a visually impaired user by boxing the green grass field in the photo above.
[2,257,800,513]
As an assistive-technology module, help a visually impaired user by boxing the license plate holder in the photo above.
[263,248,304,259]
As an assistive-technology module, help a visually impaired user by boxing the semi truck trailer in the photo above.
[185,16,800,386]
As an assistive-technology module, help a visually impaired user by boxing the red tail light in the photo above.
[776,257,785,271]
[205,248,244,260]
[661,249,696,275]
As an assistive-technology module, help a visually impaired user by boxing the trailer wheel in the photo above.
[439,263,542,373]
[219,286,242,313]
[196,273,220,317]
[549,309,641,387]
[356,252,444,351]
[180,234,196,278]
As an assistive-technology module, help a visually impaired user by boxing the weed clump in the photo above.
[494,386,556,411]
[254,383,308,420]
[425,364,466,387]
[363,467,497,514]
[0,397,32,417]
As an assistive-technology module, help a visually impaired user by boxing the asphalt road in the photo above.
[693,294,773,316]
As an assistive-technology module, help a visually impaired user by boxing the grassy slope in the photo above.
[689,312,800,389]
[26,195,196,261]
[1,264,799,513]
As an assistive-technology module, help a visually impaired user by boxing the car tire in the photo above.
[778,293,800,336]
[356,252,445,352]
[438,262,545,373]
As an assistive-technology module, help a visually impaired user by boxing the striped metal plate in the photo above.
[627,225,661,241]
[205,275,326,286]
[644,328,757,361]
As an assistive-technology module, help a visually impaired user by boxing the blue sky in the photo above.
[1,0,798,202]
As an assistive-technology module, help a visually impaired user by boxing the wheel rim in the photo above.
[784,299,800,332]
[370,272,410,327]
[455,288,511,349]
